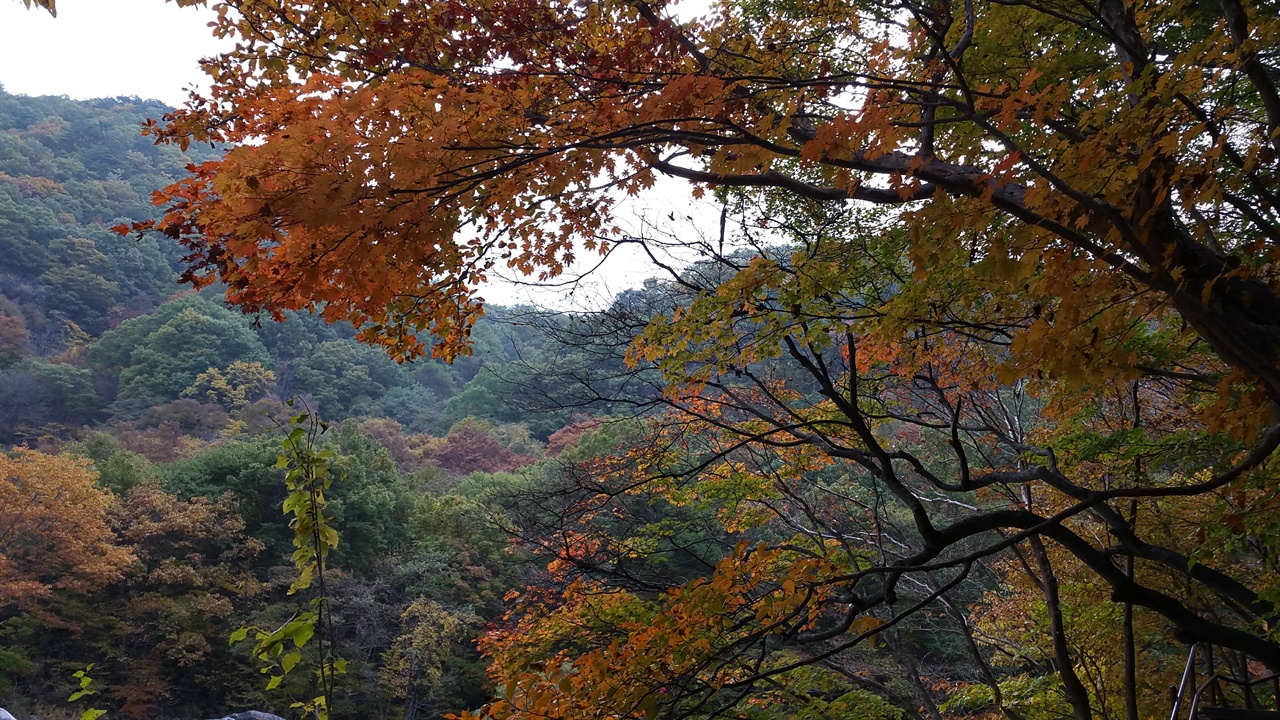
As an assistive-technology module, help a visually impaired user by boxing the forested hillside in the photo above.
[0,86,588,445]
[7,0,1280,718]
[0,88,604,719]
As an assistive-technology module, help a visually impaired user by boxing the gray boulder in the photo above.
[0,706,286,720]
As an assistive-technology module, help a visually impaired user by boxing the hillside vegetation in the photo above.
[0,89,595,719]
[5,0,1280,715]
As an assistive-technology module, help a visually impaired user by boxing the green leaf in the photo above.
[292,623,315,648]
[282,492,304,513]
[640,693,658,720]
[281,649,302,673]
[266,675,284,690]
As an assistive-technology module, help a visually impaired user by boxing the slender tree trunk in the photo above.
[1021,480,1094,720]
[1125,387,1142,720]
[1124,551,1139,720]
[1027,534,1093,720]
[939,593,1026,720]
[894,631,945,720]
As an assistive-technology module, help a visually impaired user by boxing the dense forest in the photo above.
[6,0,1280,719]
[0,87,611,718]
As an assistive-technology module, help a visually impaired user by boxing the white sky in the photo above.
[0,0,717,309]
[0,0,224,105]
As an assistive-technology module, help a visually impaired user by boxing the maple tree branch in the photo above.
[1219,0,1280,151]
[816,662,928,720]
[783,336,943,549]
[715,562,975,693]
[628,0,711,73]
[988,0,1107,35]
[651,158,906,203]
[838,502,1280,668]
[1096,0,1150,79]
[653,146,1156,290]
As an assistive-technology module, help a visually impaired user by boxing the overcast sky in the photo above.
[0,0,224,105]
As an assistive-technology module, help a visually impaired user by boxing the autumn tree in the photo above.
[87,295,270,404]
[0,449,132,616]
[181,360,276,410]
[426,419,538,477]
[380,597,472,720]
[121,0,1280,718]
[94,484,265,718]
[0,310,29,368]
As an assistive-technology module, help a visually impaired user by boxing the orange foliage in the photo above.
[104,484,265,718]
[0,449,133,614]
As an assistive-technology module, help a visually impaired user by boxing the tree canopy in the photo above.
[0,450,132,613]
[121,0,1280,718]
[135,0,1280,377]
[3,0,1280,718]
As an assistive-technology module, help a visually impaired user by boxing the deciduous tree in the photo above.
[121,0,1280,717]
[181,360,276,410]
[0,449,132,616]
[380,597,471,720]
